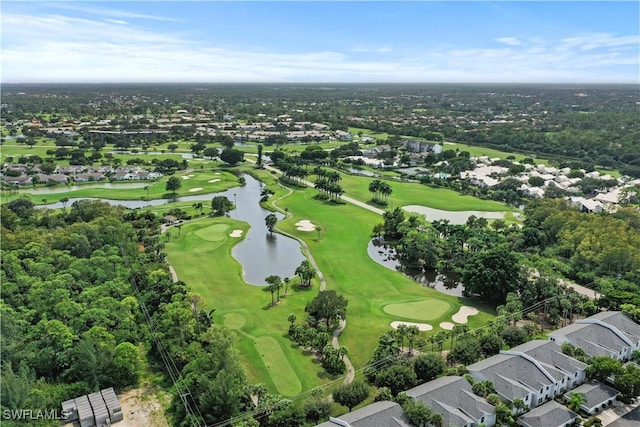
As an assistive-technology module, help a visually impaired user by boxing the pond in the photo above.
[367,238,463,297]
[39,174,306,286]
[402,205,509,225]
[342,166,380,177]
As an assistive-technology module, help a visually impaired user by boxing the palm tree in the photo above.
[380,182,393,204]
[265,275,282,306]
[369,179,381,203]
[512,398,527,415]
[60,197,69,209]
[315,226,322,241]
[396,324,408,352]
[144,186,149,198]
[567,392,584,412]
[283,277,290,296]
[265,213,278,235]
[407,325,420,355]
[287,314,296,326]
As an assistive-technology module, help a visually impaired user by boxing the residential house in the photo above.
[334,130,353,140]
[567,380,618,415]
[35,174,69,185]
[2,175,33,186]
[516,400,579,427]
[507,340,588,392]
[316,400,411,427]
[548,311,640,361]
[467,352,559,410]
[405,376,496,427]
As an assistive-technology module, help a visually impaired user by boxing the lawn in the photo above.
[270,183,496,369]
[311,170,515,213]
[164,170,495,397]
[164,216,330,397]
[3,170,240,205]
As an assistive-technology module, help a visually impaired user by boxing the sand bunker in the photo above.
[391,321,433,331]
[208,179,221,183]
[439,322,455,330]
[188,187,203,192]
[229,229,243,237]
[214,172,221,175]
[295,220,316,231]
[452,306,480,324]
[181,176,190,179]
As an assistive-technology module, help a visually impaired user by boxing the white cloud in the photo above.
[1,11,637,83]
[49,3,182,22]
[495,37,522,46]
[104,19,128,25]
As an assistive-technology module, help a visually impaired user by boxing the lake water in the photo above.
[343,166,379,177]
[367,238,463,296]
[402,205,509,225]
[39,174,306,286]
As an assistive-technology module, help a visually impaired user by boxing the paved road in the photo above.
[602,401,640,426]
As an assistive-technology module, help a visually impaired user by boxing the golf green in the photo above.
[254,336,302,397]
[194,223,230,241]
[383,299,452,321]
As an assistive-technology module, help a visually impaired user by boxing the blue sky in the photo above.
[2,1,638,83]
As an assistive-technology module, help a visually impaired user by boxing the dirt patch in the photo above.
[118,385,170,427]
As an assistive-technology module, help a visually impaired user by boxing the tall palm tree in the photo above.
[265,213,278,235]
[396,324,408,352]
[512,398,527,415]
[407,325,420,355]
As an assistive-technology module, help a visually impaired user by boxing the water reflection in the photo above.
[367,238,463,297]
[38,174,306,287]
[342,166,379,177]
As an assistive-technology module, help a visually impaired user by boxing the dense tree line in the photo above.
[1,200,318,427]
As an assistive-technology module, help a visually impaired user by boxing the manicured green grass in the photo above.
[254,336,303,397]
[272,184,496,369]
[3,170,240,205]
[383,299,452,321]
[165,216,330,396]
[311,170,514,213]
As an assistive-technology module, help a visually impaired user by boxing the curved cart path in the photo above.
[267,174,356,384]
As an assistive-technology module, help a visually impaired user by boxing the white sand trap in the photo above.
[208,179,221,183]
[295,220,316,231]
[214,172,221,175]
[188,174,194,177]
[229,229,243,237]
[452,306,480,324]
[440,322,455,330]
[391,321,433,331]
[188,187,203,192]
[181,176,190,179]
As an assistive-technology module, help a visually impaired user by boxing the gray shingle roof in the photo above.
[316,400,411,427]
[589,311,640,343]
[549,322,629,358]
[468,354,555,401]
[405,376,494,426]
[512,340,587,377]
[570,380,619,412]
[517,400,579,427]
